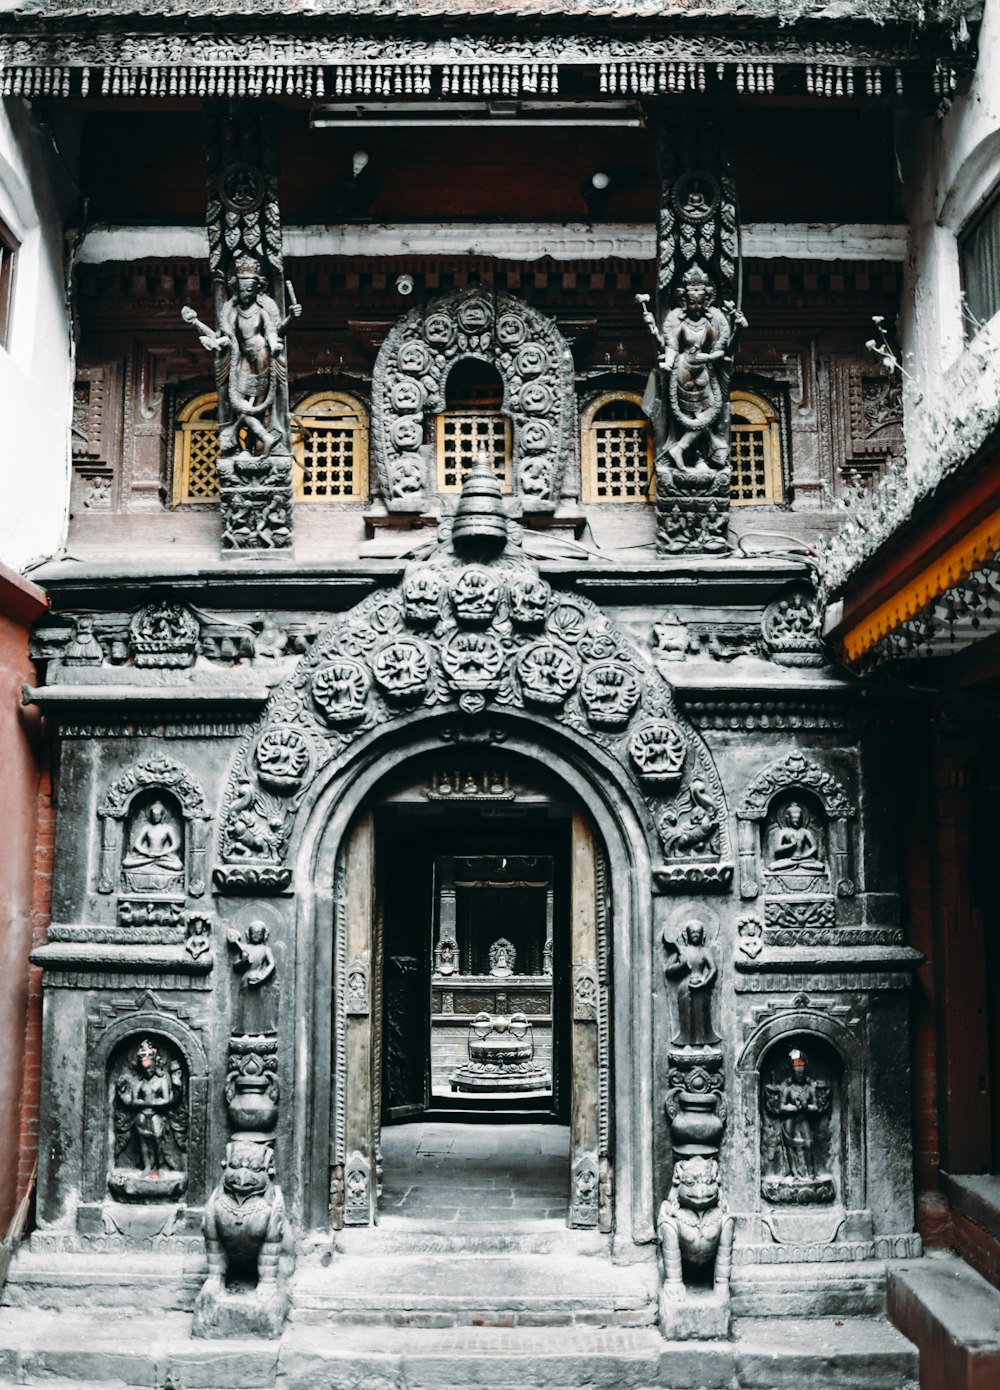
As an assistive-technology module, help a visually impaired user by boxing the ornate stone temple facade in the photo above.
[0,0,997,1386]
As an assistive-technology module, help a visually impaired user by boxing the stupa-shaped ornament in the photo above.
[452,449,508,558]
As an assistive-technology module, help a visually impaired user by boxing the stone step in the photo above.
[2,1248,204,1310]
[0,1310,919,1390]
[334,1213,609,1256]
[731,1258,890,1317]
[887,1250,1000,1390]
[290,1248,659,1327]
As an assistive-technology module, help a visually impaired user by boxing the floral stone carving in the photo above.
[214,458,731,892]
[371,286,576,511]
[254,727,311,793]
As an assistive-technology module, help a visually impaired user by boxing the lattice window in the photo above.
[436,367,512,493]
[173,393,221,505]
[581,392,653,502]
[960,184,1000,338]
[730,390,783,505]
[292,391,369,501]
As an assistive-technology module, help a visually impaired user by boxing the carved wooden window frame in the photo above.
[0,216,18,351]
[434,407,513,494]
[292,390,370,503]
[960,180,1000,340]
[173,391,221,506]
[730,389,783,506]
[580,391,654,503]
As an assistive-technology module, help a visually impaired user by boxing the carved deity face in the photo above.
[785,803,805,828]
[674,1156,719,1211]
[149,802,166,824]
[789,1050,809,1080]
[235,274,262,307]
[683,283,708,316]
[223,1141,272,1197]
[684,921,705,947]
[247,920,268,946]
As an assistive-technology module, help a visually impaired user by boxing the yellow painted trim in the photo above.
[580,390,653,503]
[841,504,1000,661]
[173,391,220,506]
[291,390,370,502]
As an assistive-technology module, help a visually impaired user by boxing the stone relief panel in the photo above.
[108,1035,189,1202]
[371,286,577,512]
[213,462,732,895]
[98,753,212,899]
[760,1038,838,1206]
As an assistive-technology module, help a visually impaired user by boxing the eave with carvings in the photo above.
[0,0,982,105]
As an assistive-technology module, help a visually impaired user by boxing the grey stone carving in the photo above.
[737,752,856,901]
[657,1155,734,1338]
[663,920,719,1047]
[762,1046,835,1204]
[129,602,200,668]
[488,938,515,976]
[225,1036,279,1137]
[214,459,731,895]
[109,1037,188,1202]
[450,1011,551,1094]
[121,801,185,896]
[182,103,298,553]
[343,1150,371,1225]
[761,588,826,667]
[571,1154,599,1227]
[227,919,278,1034]
[97,754,210,897]
[192,1140,293,1338]
[641,115,743,555]
[371,286,576,511]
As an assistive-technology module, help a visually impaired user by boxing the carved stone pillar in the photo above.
[642,111,743,555]
[185,102,298,554]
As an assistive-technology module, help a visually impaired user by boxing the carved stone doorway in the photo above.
[330,752,612,1233]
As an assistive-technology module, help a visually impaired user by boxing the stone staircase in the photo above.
[0,1219,922,1389]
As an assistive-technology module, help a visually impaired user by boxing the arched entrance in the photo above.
[290,718,654,1247]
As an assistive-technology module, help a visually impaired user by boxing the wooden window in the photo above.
[292,391,369,501]
[0,218,19,350]
[436,361,512,493]
[960,185,1000,337]
[730,390,783,505]
[581,392,653,502]
[173,393,221,505]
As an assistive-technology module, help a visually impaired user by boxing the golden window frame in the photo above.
[292,390,370,502]
[580,391,654,503]
[435,409,513,493]
[730,389,783,506]
[172,392,221,505]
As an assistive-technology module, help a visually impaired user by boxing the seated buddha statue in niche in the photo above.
[767,802,825,874]
[121,801,184,891]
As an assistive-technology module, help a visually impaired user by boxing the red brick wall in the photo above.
[0,566,46,1234]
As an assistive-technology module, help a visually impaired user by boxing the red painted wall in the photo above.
[0,563,46,1234]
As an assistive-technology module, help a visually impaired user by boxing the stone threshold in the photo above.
[0,1308,918,1390]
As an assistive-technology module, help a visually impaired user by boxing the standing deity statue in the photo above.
[182,255,301,463]
[663,919,720,1047]
[766,1048,830,1181]
[227,919,279,1034]
[113,1039,186,1176]
[638,267,746,482]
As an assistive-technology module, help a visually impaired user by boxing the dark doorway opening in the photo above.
[378,801,571,1124]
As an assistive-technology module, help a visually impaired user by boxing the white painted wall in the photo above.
[0,99,73,571]
[898,0,1000,474]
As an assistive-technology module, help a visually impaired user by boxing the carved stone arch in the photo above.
[82,992,210,1205]
[213,565,732,895]
[736,1009,865,1217]
[371,286,577,512]
[97,753,211,896]
[736,751,856,900]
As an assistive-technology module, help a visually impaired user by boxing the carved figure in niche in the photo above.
[434,936,457,976]
[489,938,515,977]
[767,801,826,874]
[762,1047,834,1204]
[110,1038,187,1200]
[182,254,301,462]
[658,1155,734,1292]
[227,920,278,1034]
[121,800,184,894]
[663,920,719,1046]
[637,267,745,478]
[192,1140,293,1339]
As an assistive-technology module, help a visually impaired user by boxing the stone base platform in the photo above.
[0,1308,919,1390]
[887,1251,1000,1390]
